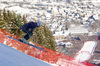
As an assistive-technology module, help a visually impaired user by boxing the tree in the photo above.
[32,24,57,50]
[43,25,57,50]
[0,9,4,28]
[3,9,8,20]
[11,13,26,37]
[0,9,3,21]
[23,15,27,23]
[7,10,12,22]
[0,9,57,50]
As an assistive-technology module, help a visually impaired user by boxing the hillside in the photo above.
[0,43,51,66]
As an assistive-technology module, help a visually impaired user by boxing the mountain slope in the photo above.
[0,43,51,66]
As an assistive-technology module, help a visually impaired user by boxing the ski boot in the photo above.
[19,38,29,44]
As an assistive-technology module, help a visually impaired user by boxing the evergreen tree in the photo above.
[3,9,7,20]
[43,25,57,50]
[11,12,25,36]
[32,24,57,50]
[0,9,57,50]
[23,15,27,23]
[7,10,12,22]
[0,9,3,21]
[0,9,4,28]
[17,14,22,26]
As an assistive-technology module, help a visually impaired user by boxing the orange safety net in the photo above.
[0,28,97,66]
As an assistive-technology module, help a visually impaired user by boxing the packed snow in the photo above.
[0,43,52,66]
[74,41,97,62]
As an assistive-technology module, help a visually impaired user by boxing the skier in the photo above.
[19,21,41,43]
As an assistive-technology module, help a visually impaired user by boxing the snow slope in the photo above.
[74,41,97,62]
[0,43,51,66]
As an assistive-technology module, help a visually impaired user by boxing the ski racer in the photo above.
[19,21,41,43]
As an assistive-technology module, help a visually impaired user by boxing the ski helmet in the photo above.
[36,21,41,27]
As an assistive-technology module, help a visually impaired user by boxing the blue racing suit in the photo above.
[21,22,37,40]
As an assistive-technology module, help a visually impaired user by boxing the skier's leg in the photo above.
[19,34,29,43]
[24,33,29,40]
[24,33,33,40]
[22,33,33,44]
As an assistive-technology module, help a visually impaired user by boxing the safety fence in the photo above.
[0,28,97,66]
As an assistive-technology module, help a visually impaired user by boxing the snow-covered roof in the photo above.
[53,31,65,36]
[52,22,58,28]
[45,13,51,18]
[67,28,88,34]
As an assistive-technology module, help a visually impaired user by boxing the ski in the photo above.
[6,36,47,52]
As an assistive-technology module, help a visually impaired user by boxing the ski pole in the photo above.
[12,10,22,27]
[12,10,31,36]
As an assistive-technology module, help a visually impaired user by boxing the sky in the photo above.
[0,43,52,66]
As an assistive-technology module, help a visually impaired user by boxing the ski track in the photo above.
[0,43,51,66]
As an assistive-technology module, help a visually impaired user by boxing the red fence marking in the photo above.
[0,28,98,66]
